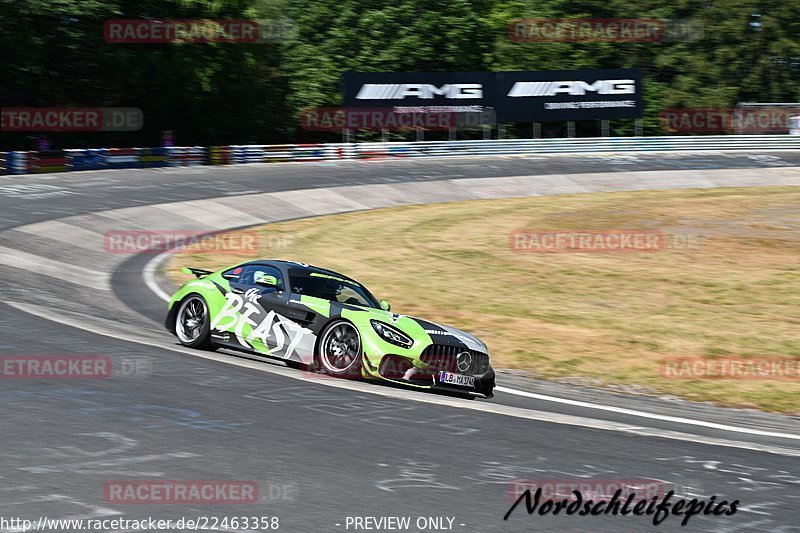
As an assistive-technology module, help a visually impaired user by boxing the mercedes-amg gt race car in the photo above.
[165,260,495,397]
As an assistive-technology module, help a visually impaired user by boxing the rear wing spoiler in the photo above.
[182,267,213,278]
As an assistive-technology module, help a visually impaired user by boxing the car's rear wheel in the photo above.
[317,319,362,379]
[175,295,213,349]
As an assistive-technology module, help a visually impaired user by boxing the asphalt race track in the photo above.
[1,152,800,533]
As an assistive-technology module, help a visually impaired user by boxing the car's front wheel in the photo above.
[175,295,213,349]
[317,319,362,379]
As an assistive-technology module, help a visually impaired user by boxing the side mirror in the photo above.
[255,274,280,288]
[380,299,391,311]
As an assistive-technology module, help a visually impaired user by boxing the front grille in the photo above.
[420,345,490,375]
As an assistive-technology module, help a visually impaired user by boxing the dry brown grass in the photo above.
[167,187,800,413]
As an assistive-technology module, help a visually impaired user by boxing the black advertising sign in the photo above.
[341,69,643,123]
[341,71,498,127]
[496,68,644,121]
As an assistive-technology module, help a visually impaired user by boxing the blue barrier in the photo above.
[7,152,35,175]
[65,149,108,171]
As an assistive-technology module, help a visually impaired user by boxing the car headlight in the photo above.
[370,320,413,349]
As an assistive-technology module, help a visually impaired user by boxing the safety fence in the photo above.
[2,136,798,175]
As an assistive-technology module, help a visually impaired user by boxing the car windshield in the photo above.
[288,268,381,309]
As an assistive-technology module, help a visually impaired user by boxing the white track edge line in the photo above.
[495,386,799,441]
[4,299,800,458]
[143,249,175,303]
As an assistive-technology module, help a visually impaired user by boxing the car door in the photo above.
[284,267,344,334]
[227,264,315,362]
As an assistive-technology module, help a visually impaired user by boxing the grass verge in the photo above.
[167,186,800,413]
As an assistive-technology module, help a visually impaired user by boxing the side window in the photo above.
[239,265,284,291]
[337,285,364,305]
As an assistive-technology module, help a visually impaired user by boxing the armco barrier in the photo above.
[35,150,68,173]
[225,144,341,163]
[168,146,206,166]
[0,152,7,175]
[106,148,143,168]
[264,145,293,162]
[210,146,232,165]
[2,136,799,175]
[347,136,800,158]
[292,144,326,161]
[140,147,170,167]
[230,145,266,163]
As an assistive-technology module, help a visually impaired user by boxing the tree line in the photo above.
[1,0,798,149]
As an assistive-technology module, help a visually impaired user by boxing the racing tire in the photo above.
[316,319,362,380]
[175,295,214,350]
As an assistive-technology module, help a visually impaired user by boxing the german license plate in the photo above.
[438,371,475,388]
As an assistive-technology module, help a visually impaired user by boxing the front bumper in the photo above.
[432,369,495,398]
[363,353,496,398]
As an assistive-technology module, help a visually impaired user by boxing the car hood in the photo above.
[342,304,488,354]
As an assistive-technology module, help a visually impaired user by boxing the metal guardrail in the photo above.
[2,136,798,175]
[345,135,800,158]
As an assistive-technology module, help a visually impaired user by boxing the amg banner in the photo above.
[341,72,497,121]
[342,69,643,123]
[342,72,497,130]
[497,68,644,121]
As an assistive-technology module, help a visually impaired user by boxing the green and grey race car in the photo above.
[165,260,495,398]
